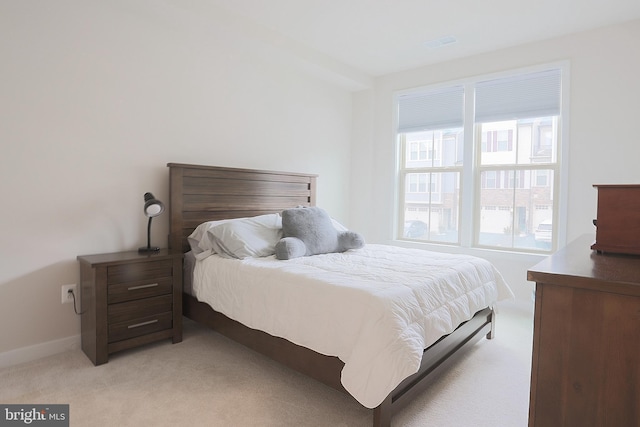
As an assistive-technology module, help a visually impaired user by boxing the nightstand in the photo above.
[77,249,183,365]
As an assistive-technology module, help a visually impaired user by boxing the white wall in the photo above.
[351,19,640,301]
[0,0,355,357]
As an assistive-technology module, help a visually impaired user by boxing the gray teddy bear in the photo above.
[275,207,365,260]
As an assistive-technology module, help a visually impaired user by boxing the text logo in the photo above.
[1,405,69,426]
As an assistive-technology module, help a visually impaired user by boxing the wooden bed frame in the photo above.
[167,162,495,427]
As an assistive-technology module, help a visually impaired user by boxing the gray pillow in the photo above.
[275,207,364,260]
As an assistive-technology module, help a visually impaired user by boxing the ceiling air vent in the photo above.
[424,35,458,49]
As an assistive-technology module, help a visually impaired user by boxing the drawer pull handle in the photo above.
[127,319,158,329]
[127,283,159,291]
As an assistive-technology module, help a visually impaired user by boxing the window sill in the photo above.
[389,238,550,263]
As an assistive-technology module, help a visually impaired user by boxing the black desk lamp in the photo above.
[138,192,165,253]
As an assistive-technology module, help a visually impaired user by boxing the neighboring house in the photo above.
[402,116,556,252]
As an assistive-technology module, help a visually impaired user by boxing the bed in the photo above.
[167,162,512,427]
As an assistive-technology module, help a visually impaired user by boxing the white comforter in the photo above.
[192,244,513,408]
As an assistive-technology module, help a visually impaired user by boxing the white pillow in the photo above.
[188,219,232,255]
[208,215,283,259]
[331,218,348,232]
[188,214,282,258]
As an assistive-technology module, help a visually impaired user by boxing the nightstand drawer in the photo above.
[108,294,173,324]
[108,277,173,304]
[108,312,173,343]
[107,259,173,285]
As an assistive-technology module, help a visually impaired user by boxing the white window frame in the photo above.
[394,62,570,254]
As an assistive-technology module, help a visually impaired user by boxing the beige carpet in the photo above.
[0,301,533,426]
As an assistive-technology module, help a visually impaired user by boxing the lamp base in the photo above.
[138,246,161,254]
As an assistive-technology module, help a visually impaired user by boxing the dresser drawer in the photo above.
[108,294,173,324]
[107,277,173,304]
[108,312,173,343]
[107,259,173,285]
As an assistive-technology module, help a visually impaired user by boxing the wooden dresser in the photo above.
[527,235,640,427]
[78,250,183,365]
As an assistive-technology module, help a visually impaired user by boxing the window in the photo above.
[396,66,565,253]
[482,171,497,189]
[396,86,464,244]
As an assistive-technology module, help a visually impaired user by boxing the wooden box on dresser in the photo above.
[527,235,640,427]
[77,250,183,365]
[591,184,640,255]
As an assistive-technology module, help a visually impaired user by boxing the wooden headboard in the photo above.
[167,163,318,252]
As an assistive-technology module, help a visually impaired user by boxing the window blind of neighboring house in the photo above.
[475,68,561,123]
[397,86,464,132]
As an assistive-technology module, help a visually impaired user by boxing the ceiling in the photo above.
[205,0,640,77]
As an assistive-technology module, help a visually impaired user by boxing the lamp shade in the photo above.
[143,192,164,218]
[139,192,164,253]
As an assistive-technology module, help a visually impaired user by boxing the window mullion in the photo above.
[460,82,476,247]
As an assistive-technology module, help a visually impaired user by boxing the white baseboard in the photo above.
[0,335,81,369]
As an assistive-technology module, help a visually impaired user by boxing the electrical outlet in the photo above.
[61,284,77,304]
